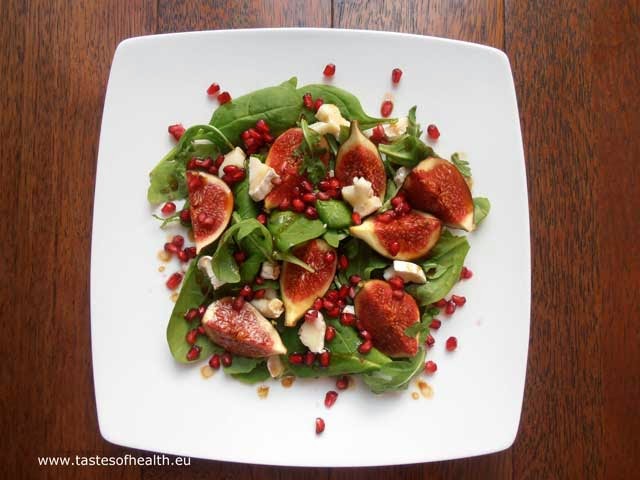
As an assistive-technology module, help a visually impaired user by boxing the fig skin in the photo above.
[202,297,286,358]
[402,157,474,231]
[187,171,234,253]
[335,121,386,199]
[349,210,442,260]
[280,239,337,326]
[354,280,420,357]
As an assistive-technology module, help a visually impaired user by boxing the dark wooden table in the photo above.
[2,1,638,479]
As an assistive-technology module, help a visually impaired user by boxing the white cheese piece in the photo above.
[260,261,280,280]
[196,256,226,289]
[267,355,284,378]
[394,166,410,187]
[363,117,409,141]
[383,260,427,284]
[342,305,355,315]
[250,298,284,319]
[263,288,278,300]
[309,121,339,138]
[312,104,350,139]
[341,177,382,217]
[298,311,326,353]
[248,156,279,201]
[217,147,246,177]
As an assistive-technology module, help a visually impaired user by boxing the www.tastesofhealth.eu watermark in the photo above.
[37,454,190,467]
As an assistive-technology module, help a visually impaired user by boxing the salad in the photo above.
[148,70,490,405]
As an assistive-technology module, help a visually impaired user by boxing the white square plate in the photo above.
[91,28,530,467]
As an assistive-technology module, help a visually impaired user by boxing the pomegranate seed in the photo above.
[324,325,336,342]
[370,124,387,144]
[300,180,313,192]
[289,353,303,365]
[164,242,179,254]
[336,376,349,390]
[177,250,189,262]
[451,294,466,306]
[426,334,435,347]
[389,241,400,256]
[304,351,316,366]
[324,251,336,264]
[185,328,199,345]
[279,198,290,210]
[188,176,201,191]
[433,299,447,308]
[186,345,201,361]
[328,177,341,189]
[233,251,247,263]
[318,180,330,191]
[207,165,219,175]
[427,124,440,139]
[380,100,393,117]
[217,91,231,104]
[166,272,183,290]
[303,92,313,109]
[168,123,185,141]
[322,299,335,311]
[292,198,305,213]
[323,63,336,77]
[314,98,324,111]
[351,212,362,225]
[317,191,330,201]
[430,319,442,330]
[239,284,253,298]
[184,308,198,322]
[255,276,265,285]
[179,209,191,223]
[326,290,339,301]
[349,275,361,285]
[256,213,267,224]
[304,309,319,322]
[185,247,197,258]
[302,192,316,204]
[338,255,349,270]
[161,202,176,215]
[315,417,325,434]
[355,319,365,331]
[318,350,331,367]
[327,307,341,317]
[359,330,372,341]
[377,211,394,224]
[206,82,220,95]
[388,276,404,290]
[313,298,323,310]
[446,336,458,351]
[392,289,404,300]
[262,132,274,144]
[305,206,318,219]
[324,390,338,408]
[424,360,438,374]
[445,300,457,315]
[358,340,373,354]
[349,286,356,298]
[208,354,221,369]
[338,285,350,299]
[340,312,356,326]
[253,289,266,299]
[171,235,184,248]
[221,352,233,367]
[255,119,270,133]
[197,305,206,317]
[232,296,245,312]
[391,67,403,84]
[460,266,474,279]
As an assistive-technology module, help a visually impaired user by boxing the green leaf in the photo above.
[404,321,429,338]
[473,197,491,226]
[267,211,326,252]
[297,84,392,129]
[323,229,348,248]
[378,135,436,167]
[223,356,261,374]
[233,176,259,220]
[316,200,352,229]
[406,106,422,138]
[147,149,187,203]
[210,78,302,146]
[231,364,271,384]
[273,251,314,273]
[344,238,390,280]
[166,263,221,363]
[406,231,470,305]
[381,178,399,210]
[421,261,450,280]
[298,118,328,184]
[362,347,426,394]
[451,152,472,178]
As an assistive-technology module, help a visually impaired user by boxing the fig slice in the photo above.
[202,297,286,358]
[187,171,233,253]
[402,157,474,231]
[335,121,386,199]
[350,210,442,260]
[280,239,337,326]
[354,280,420,357]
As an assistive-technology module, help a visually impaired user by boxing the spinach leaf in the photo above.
[343,238,390,280]
[381,178,399,211]
[273,251,314,273]
[233,176,259,220]
[406,105,422,138]
[166,263,221,363]
[267,211,326,252]
[297,84,391,129]
[362,347,426,394]
[451,152,472,178]
[210,78,302,146]
[378,135,436,167]
[316,200,352,229]
[231,363,271,384]
[223,356,260,374]
[473,197,491,226]
[298,118,328,184]
[406,231,470,305]
[323,229,348,248]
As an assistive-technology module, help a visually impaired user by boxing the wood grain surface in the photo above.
[1,1,638,479]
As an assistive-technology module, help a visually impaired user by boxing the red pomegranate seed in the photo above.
[327,307,341,317]
[358,340,373,354]
[177,250,189,262]
[289,353,303,365]
[424,360,438,374]
[359,330,372,341]
[207,165,219,175]
[168,123,185,141]
[233,251,247,263]
[323,63,336,77]
[302,193,316,204]
[340,312,356,326]
[380,100,393,117]
[460,266,474,279]
[318,350,331,367]
[253,288,266,299]
[336,376,349,390]
[239,284,253,298]
[208,354,221,369]
[171,235,184,248]
[256,213,267,225]
[326,289,339,301]
[324,251,336,263]
[184,308,198,322]
[279,198,290,210]
[446,336,458,351]
[349,274,362,285]
[185,328,199,345]
[314,98,324,111]
[338,254,349,270]
[313,298,323,310]
[304,309,319,322]
[324,325,336,342]
[197,305,206,317]
[186,345,201,361]
[445,300,457,315]
[451,294,466,306]
[292,198,305,213]
[318,180,330,191]
[166,272,183,290]
[255,276,265,285]
[430,319,441,330]
[324,390,338,408]
[370,124,387,144]
[389,241,400,256]
[392,289,404,300]
[217,91,231,104]
[232,296,245,312]
[391,67,403,84]
[426,334,435,347]
[305,206,318,219]
[351,212,362,225]
[434,298,448,308]
[221,352,233,367]
[207,83,220,95]
[164,242,179,254]
[315,417,325,434]
[317,191,330,201]
[161,202,176,215]
[304,351,316,366]
[185,247,197,258]
[338,285,350,299]
[322,299,335,311]
[255,119,270,133]
[427,124,440,139]
[179,209,191,223]
[302,92,313,109]
[388,276,404,290]
[300,180,313,192]
[377,211,394,224]
[349,286,356,298]
[262,132,274,144]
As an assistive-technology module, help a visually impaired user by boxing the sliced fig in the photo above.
[402,157,474,231]
[335,121,386,199]
[202,297,286,358]
[280,239,337,326]
[187,171,233,253]
[350,210,441,260]
[354,280,420,357]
